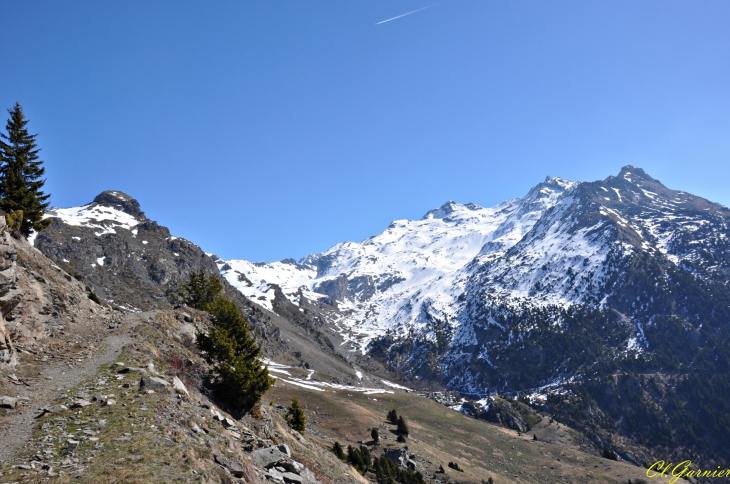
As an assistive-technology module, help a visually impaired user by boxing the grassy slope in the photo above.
[268,373,676,484]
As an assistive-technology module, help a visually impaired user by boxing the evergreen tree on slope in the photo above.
[0,103,50,237]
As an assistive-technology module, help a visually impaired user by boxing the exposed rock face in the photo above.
[33,191,222,311]
[0,216,21,365]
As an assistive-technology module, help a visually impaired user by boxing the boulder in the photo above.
[118,367,148,374]
[0,395,18,408]
[213,454,246,478]
[172,376,189,397]
[282,472,303,483]
[42,404,69,414]
[139,376,169,391]
[252,446,289,469]
[70,399,92,408]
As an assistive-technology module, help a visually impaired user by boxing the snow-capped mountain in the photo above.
[220,166,730,391]
[218,175,577,349]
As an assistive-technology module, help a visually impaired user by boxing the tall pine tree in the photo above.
[0,103,50,237]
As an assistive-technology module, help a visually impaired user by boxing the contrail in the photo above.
[375,4,439,25]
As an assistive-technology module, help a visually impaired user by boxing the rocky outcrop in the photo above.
[0,216,21,365]
[34,191,223,311]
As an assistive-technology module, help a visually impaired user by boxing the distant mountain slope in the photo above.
[220,176,577,349]
[221,166,730,464]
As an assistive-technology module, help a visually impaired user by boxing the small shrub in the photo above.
[5,209,23,233]
[86,286,101,304]
[602,446,618,461]
[286,397,306,432]
[251,402,264,420]
[371,427,379,443]
[448,461,464,472]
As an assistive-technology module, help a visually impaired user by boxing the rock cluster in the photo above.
[0,216,21,365]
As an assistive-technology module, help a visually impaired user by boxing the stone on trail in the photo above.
[139,375,169,391]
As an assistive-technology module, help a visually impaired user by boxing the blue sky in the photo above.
[2,1,729,261]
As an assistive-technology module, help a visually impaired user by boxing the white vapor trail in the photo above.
[375,4,439,25]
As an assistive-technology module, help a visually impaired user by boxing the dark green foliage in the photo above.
[0,103,51,237]
[195,289,273,413]
[602,447,618,461]
[387,408,398,424]
[179,270,223,310]
[360,445,372,469]
[533,434,537,441]
[332,441,345,460]
[85,286,101,304]
[347,445,367,474]
[448,461,464,472]
[438,464,444,473]
[286,396,306,432]
[371,427,379,443]
[396,434,406,443]
[373,455,425,484]
[396,415,409,436]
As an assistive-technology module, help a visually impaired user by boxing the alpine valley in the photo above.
[3,165,728,483]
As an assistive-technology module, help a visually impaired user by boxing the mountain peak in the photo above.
[616,166,656,184]
[92,190,145,219]
[422,201,482,220]
[543,176,577,191]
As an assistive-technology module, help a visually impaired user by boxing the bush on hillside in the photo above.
[286,396,306,432]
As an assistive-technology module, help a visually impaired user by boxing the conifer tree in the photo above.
[179,270,223,310]
[397,415,410,436]
[195,290,273,413]
[371,427,379,443]
[286,396,306,432]
[332,441,345,460]
[0,102,50,237]
[387,408,398,423]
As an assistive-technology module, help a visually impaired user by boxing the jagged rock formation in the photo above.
[0,216,20,365]
[33,190,220,311]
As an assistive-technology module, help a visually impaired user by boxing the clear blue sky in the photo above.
[2,1,729,261]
